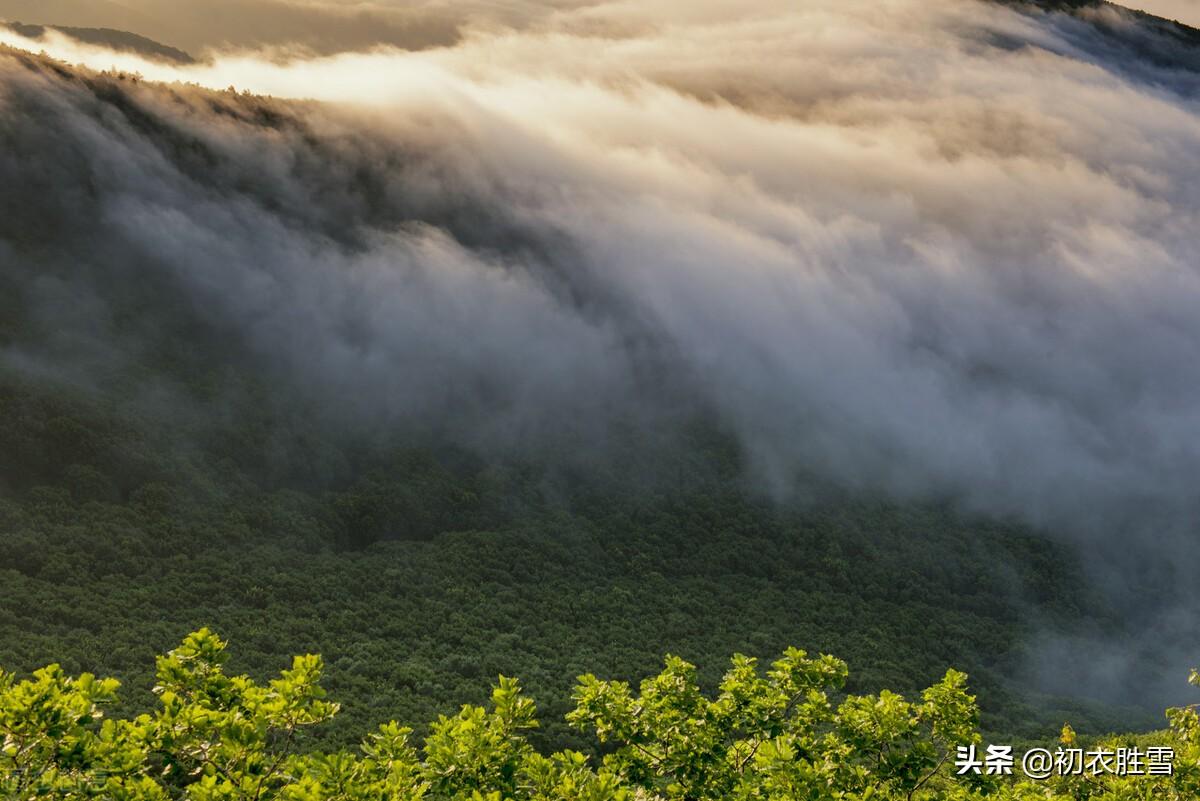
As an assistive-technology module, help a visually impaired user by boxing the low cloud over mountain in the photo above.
[1,0,1199,705]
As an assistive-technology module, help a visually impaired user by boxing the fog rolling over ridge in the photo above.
[1126,1,1200,27]
[1,0,1199,708]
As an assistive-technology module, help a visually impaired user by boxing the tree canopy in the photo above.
[1,630,1195,800]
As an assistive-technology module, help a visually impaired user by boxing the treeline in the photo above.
[1,630,1195,800]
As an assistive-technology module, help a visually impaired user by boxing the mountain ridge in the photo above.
[2,0,1197,70]
[1,21,193,63]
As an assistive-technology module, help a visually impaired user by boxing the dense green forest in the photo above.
[2,629,1196,800]
[0,364,1161,751]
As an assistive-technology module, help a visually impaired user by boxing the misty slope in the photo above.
[2,0,1200,747]
[0,44,1168,745]
[0,322,1153,747]
[1005,0,1200,92]
[1,22,193,64]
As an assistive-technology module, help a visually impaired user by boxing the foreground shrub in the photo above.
[1,629,1195,799]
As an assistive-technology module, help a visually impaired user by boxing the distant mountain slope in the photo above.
[1061,0,1200,44]
[0,0,160,44]
[0,0,464,56]
[1125,0,1200,27]
[1000,0,1199,34]
[990,0,1200,95]
[1,21,193,63]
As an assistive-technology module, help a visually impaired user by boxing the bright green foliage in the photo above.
[568,650,991,800]
[1,631,1196,800]
[0,663,121,799]
[423,676,538,798]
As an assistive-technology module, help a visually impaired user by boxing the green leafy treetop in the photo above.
[0,629,1195,800]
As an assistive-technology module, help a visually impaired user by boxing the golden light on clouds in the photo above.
[0,0,1196,526]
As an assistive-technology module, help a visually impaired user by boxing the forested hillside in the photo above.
[0,352,1157,749]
